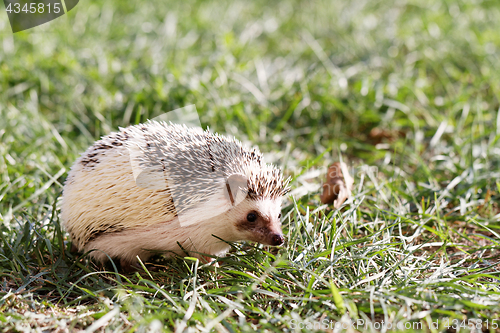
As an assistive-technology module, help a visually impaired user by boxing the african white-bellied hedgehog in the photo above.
[61,121,289,270]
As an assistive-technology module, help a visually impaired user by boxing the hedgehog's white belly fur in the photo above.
[62,143,234,262]
[86,216,233,263]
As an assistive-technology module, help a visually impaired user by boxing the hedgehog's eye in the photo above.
[278,213,282,219]
[246,212,258,222]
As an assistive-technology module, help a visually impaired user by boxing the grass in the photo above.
[1,0,500,331]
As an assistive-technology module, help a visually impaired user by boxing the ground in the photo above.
[0,0,499,332]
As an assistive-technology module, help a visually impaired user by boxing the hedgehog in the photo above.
[61,121,290,270]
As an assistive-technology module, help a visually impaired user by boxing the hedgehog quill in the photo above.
[61,121,290,271]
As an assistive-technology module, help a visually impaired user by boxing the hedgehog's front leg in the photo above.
[200,254,218,266]
[120,258,140,273]
[119,257,156,273]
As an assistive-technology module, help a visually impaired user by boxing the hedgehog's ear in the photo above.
[225,174,248,206]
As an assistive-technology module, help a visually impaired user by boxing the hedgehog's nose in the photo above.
[271,234,284,246]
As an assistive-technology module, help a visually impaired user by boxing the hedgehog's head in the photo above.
[230,196,284,246]
[223,170,290,246]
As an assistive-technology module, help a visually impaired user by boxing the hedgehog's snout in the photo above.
[271,233,284,246]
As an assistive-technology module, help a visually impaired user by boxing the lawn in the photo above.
[0,0,500,331]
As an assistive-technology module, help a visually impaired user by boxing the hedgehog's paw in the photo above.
[119,255,160,273]
[198,255,219,268]
[119,258,142,273]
